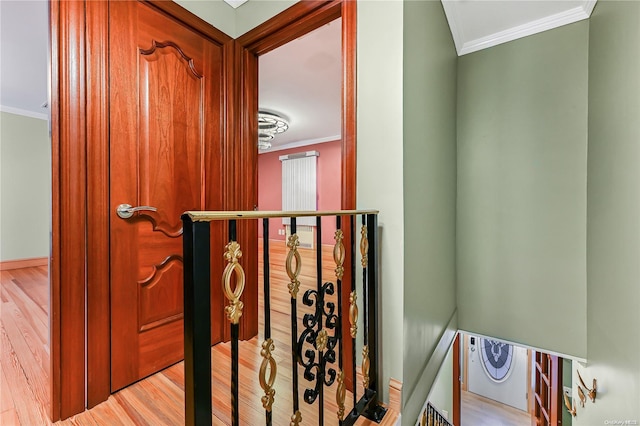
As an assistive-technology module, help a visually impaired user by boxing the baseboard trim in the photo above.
[0,256,48,271]
[389,377,402,414]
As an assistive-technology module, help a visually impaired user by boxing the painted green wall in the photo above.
[456,21,589,360]
[426,344,453,421]
[0,111,50,261]
[576,0,640,422]
[402,1,458,423]
[356,0,405,403]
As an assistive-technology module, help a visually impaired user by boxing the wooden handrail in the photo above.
[184,209,379,221]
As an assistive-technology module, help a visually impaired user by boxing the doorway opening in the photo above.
[0,0,52,423]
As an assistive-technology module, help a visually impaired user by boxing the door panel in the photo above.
[109,1,226,391]
[532,352,562,426]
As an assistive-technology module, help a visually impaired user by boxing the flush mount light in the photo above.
[258,111,289,151]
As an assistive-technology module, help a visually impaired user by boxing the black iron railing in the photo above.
[181,210,385,426]
[420,402,453,426]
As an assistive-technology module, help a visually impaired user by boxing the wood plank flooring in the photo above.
[461,390,531,426]
[1,242,398,425]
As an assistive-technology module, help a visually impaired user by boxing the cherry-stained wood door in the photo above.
[109,1,226,392]
[532,352,563,426]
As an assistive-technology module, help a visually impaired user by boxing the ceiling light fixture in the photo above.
[258,111,289,151]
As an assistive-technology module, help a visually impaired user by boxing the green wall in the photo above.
[456,21,589,360]
[357,0,405,403]
[0,111,50,261]
[402,1,458,423]
[426,344,454,421]
[577,0,640,422]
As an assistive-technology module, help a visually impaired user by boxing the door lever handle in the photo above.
[116,203,158,219]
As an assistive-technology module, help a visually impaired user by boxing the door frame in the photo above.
[51,0,356,420]
[235,0,357,389]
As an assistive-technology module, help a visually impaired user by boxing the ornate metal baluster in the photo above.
[223,220,245,426]
[182,216,212,426]
[287,218,302,425]
[334,215,346,424]
[297,217,338,424]
[360,216,370,391]
[316,217,325,425]
[260,218,276,425]
[350,214,357,410]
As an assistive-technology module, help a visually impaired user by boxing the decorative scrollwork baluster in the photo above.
[360,225,368,268]
[362,345,370,390]
[259,338,277,412]
[336,369,346,421]
[286,234,302,298]
[349,291,358,338]
[334,229,345,280]
[290,410,302,426]
[222,241,245,324]
[297,282,339,405]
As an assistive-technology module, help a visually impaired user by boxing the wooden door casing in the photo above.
[109,0,226,391]
[533,352,563,426]
[237,0,357,391]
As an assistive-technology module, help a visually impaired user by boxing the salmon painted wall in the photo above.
[257,140,341,244]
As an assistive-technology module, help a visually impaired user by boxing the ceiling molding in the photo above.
[441,1,465,54]
[443,0,597,57]
[0,105,48,121]
[259,135,340,154]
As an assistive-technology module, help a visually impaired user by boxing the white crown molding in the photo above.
[443,0,597,57]
[441,0,465,54]
[259,134,340,154]
[0,105,48,121]
[582,0,597,16]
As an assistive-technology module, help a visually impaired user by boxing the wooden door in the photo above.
[532,352,563,426]
[109,1,226,391]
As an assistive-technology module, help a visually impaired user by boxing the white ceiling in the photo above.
[0,0,49,119]
[0,0,597,142]
[258,18,342,152]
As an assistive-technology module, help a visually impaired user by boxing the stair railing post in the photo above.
[182,214,212,426]
[363,213,386,421]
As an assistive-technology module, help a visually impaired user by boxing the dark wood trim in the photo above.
[50,0,88,419]
[341,0,357,211]
[237,0,357,389]
[85,0,111,408]
[49,1,61,420]
[236,1,334,51]
[340,2,357,392]
[453,333,461,426]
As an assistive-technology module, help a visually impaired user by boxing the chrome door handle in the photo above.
[116,203,158,219]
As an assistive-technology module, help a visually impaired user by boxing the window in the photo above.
[280,151,319,227]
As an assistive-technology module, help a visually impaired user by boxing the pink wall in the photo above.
[258,140,341,244]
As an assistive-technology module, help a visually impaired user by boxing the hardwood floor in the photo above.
[1,241,398,425]
[461,390,531,426]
